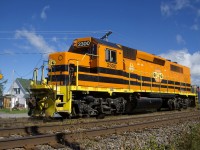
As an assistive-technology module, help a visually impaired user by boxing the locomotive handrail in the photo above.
[33,68,38,85]
[67,59,79,89]
[81,53,98,61]
[68,53,98,89]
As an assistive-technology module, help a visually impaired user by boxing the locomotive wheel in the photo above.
[96,113,105,119]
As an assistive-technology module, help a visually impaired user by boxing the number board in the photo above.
[107,62,116,69]
[77,41,90,47]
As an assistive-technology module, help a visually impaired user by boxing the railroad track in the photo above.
[0,117,62,128]
[0,109,195,128]
[0,110,199,137]
[0,110,198,137]
[0,118,38,128]
[0,111,200,149]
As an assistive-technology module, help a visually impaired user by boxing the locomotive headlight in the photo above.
[48,59,56,66]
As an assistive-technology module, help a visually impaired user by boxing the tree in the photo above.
[0,72,7,96]
[0,80,7,96]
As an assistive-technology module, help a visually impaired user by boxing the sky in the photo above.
[0,0,200,93]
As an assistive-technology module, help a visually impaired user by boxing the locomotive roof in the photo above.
[93,38,120,49]
[92,37,138,52]
[93,37,138,52]
[75,37,186,67]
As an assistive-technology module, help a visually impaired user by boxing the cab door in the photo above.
[89,43,98,73]
[98,45,123,88]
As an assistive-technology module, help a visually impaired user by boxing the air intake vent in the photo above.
[121,45,137,60]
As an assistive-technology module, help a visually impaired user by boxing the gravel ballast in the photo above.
[78,120,200,150]
[32,120,200,150]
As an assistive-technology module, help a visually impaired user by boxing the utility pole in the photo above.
[10,70,14,111]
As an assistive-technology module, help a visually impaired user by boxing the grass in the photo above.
[142,123,200,150]
[0,108,28,114]
[174,124,200,150]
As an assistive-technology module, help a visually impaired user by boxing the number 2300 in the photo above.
[77,41,90,47]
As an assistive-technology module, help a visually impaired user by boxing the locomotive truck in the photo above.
[28,37,198,118]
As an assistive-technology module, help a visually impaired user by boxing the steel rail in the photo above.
[0,113,199,149]
[0,110,195,127]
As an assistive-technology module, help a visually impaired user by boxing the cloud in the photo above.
[191,24,199,30]
[176,34,185,44]
[160,49,200,85]
[161,3,171,16]
[51,37,57,42]
[14,43,31,50]
[192,9,200,30]
[41,5,50,20]
[2,50,15,55]
[175,0,190,10]
[15,29,55,56]
[161,0,190,16]
[197,9,200,17]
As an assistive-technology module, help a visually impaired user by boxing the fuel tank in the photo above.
[126,97,162,113]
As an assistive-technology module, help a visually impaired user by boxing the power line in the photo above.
[0,30,109,33]
[0,52,52,55]
[0,36,102,40]
[0,30,109,40]
[0,37,75,40]
[13,54,43,78]
[112,30,140,48]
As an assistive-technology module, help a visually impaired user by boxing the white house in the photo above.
[4,78,31,108]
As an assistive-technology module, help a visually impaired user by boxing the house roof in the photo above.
[16,78,31,93]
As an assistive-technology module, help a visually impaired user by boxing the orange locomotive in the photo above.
[29,37,197,118]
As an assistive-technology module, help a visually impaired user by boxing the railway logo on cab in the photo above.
[153,69,163,82]
[129,63,134,72]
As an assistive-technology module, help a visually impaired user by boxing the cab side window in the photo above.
[105,48,116,63]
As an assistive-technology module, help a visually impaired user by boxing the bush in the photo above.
[175,124,200,150]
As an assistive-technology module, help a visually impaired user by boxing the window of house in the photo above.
[14,88,20,94]
[105,49,117,63]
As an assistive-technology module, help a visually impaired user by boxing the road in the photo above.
[0,112,29,118]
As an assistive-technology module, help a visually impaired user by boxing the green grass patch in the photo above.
[0,108,28,114]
